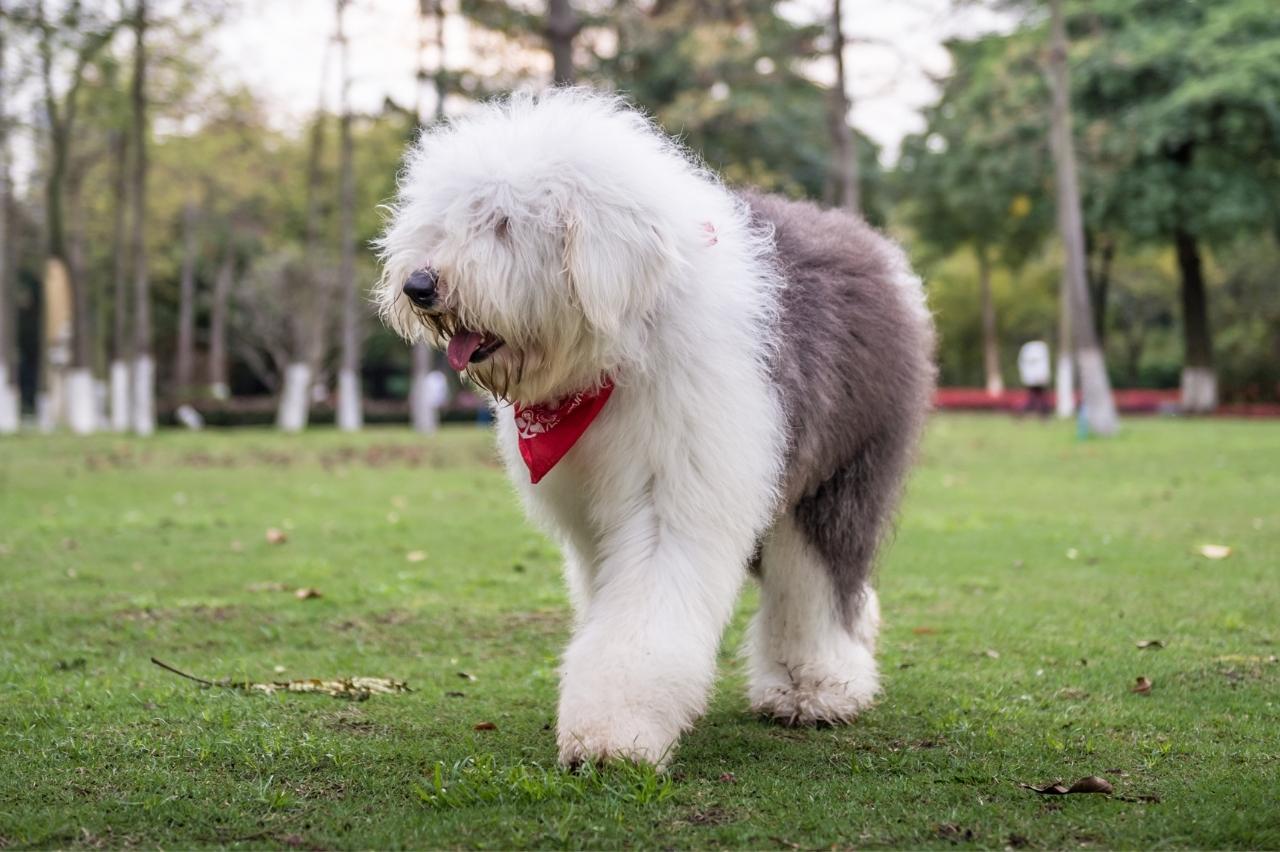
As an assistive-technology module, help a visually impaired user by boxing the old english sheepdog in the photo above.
[376,90,935,767]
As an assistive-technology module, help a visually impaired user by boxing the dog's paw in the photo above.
[748,646,879,726]
[556,705,680,768]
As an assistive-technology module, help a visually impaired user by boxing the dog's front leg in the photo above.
[556,513,744,768]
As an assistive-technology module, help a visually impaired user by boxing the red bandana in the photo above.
[513,380,615,484]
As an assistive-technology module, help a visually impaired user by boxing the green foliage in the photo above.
[594,1,883,215]
[1071,0,1280,242]
[903,0,1280,396]
[1210,234,1280,401]
[923,242,1059,386]
[897,32,1055,268]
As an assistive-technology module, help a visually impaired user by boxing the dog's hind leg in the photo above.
[745,513,881,725]
[746,434,908,724]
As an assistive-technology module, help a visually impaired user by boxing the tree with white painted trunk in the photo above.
[1045,0,1116,435]
[173,198,199,398]
[274,34,336,432]
[334,0,363,432]
[0,0,17,435]
[206,250,232,401]
[408,0,449,434]
[108,128,132,430]
[1054,275,1074,417]
[129,0,155,435]
[25,0,120,433]
[1068,0,1280,413]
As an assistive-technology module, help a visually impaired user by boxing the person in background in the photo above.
[1018,339,1052,417]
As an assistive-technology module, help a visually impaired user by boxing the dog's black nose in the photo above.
[403,268,439,309]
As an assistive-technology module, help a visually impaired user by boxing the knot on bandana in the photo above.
[513,380,614,483]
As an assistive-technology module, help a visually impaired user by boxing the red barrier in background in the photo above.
[934,388,1280,418]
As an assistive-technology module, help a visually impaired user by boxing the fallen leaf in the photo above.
[294,587,322,600]
[405,550,427,563]
[1197,543,1232,560]
[1066,548,1079,560]
[273,665,287,674]
[265,528,288,545]
[473,721,497,731]
[1136,640,1164,650]
[1132,676,1153,694]
[912,626,937,635]
[1020,775,1114,796]
[457,671,477,681]
[983,649,1001,659]
[1214,654,1279,664]
[445,691,466,698]
[150,658,411,701]
[1057,687,1089,700]
[718,772,737,783]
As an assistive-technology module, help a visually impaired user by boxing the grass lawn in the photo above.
[1,414,1276,849]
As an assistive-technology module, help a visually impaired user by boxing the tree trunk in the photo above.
[208,251,232,399]
[546,0,578,85]
[1175,228,1216,412]
[129,0,155,435]
[276,361,313,432]
[1054,271,1075,418]
[0,6,18,435]
[407,0,447,434]
[409,342,439,433]
[1087,231,1113,346]
[65,167,95,433]
[828,0,860,215]
[275,40,332,431]
[129,0,154,434]
[39,34,74,429]
[1046,0,1117,436]
[335,0,362,431]
[976,245,1003,397]
[109,129,131,430]
[174,198,198,397]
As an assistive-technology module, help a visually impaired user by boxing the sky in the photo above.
[213,0,1015,165]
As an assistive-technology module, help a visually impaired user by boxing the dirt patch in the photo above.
[324,709,383,737]
[116,605,239,623]
[680,805,735,827]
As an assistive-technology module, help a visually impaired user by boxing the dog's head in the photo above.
[376,90,692,403]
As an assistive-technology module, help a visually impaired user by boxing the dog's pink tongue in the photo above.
[446,331,485,372]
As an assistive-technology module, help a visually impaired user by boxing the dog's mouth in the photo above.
[445,328,505,372]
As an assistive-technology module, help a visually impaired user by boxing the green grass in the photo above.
[1,415,1277,849]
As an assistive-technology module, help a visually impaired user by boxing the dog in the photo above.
[376,89,935,767]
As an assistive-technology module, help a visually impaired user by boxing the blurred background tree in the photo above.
[0,0,1276,436]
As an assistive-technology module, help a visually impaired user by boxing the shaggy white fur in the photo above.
[376,90,922,767]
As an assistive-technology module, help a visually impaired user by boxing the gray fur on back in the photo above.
[745,193,937,624]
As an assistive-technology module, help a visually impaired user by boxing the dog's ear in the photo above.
[563,200,679,336]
